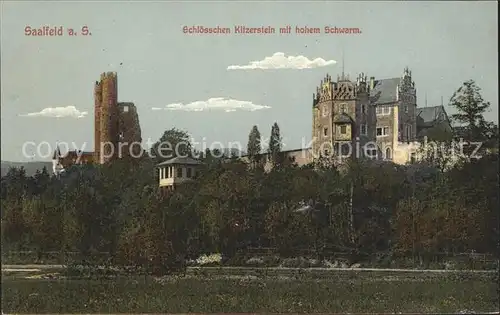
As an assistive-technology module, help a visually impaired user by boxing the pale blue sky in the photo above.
[1,1,498,161]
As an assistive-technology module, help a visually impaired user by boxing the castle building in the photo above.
[312,67,417,162]
[52,72,142,174]
[242,68,436,169]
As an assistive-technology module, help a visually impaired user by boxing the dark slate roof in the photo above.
[453,126,468,138]
[157,156,202,166]
[333,113,353,124]
[416,106,447,124]
[370,78,400,105]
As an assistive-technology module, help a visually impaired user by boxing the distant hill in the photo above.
[1,161,53,177]
[1,148,246,178]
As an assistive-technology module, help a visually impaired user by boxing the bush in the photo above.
[193,253,222,266]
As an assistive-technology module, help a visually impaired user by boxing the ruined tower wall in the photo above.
[94,81,103,162]
[118,102,143,158]
[99,72,119,163]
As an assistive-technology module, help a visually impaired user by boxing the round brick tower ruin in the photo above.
[94,72,119,164]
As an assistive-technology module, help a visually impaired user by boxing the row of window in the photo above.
[376,105,410,115]
[323,125,348,136]
[159,166,194,179]
[322,124,413,138]
[321,147,393,160]
[322,125,385,137]
[321,104,409,117]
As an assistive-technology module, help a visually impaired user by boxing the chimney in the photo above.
[370,77,375,90]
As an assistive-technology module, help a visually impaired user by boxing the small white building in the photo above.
[157,156,201,193]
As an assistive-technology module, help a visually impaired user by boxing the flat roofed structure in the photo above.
[157,156,202,192]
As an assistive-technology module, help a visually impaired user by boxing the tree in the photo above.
[267,122,283,167]
[417,139,465,172]
[247,125,262,166]
[150,128,192,163]
[449,80,492,141]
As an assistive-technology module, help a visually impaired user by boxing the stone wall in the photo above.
[93,81,102,162]
[118,102,142,158]
[98,72,119,164]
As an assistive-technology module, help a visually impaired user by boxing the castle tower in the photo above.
[312,72,373,163]
[94,80,103,162]
[94,72,119,164]
[118,102,142,158]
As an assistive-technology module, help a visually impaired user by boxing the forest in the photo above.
[1,80,498,274]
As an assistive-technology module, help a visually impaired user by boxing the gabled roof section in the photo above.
[416,105,449,126]
[157,156,202,166]
[370,78,400,105]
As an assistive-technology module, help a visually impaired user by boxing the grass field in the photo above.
[2,270,498,313]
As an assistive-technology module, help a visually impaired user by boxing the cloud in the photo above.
[153,98,271,112]
[227,52,337,70]
[20,106,88,118]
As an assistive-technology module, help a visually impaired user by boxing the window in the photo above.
[324,127,328,136]
[186,167,192,178]
[322,105,329,117]
[361,104,366,114]
[360,124,367,135]
[385,148,392,160]
[340,104,347,113]
[405,125,412,140]
[376,126,389,137]
[340,125,347,134]
[365,147,378,159]
[176,167,183,178]
[376,106,391,115]
[404,105,408,113]
[123,105,129,112]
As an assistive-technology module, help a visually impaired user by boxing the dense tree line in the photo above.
[1,80,498,273]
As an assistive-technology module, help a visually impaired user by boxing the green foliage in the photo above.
[267,122,283,167]
[247,125,262,158]
[150,128,192,163]
[2,273,497,313]
[2,122,499,273]
[449,80,494,142]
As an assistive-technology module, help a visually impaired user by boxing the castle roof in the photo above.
[370,78,400,105]
[417,105,448,126]
[157,156,202,166]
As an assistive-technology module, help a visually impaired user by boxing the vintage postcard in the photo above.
[1,1,498,314]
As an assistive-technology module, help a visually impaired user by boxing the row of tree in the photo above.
[1,80,498,274]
